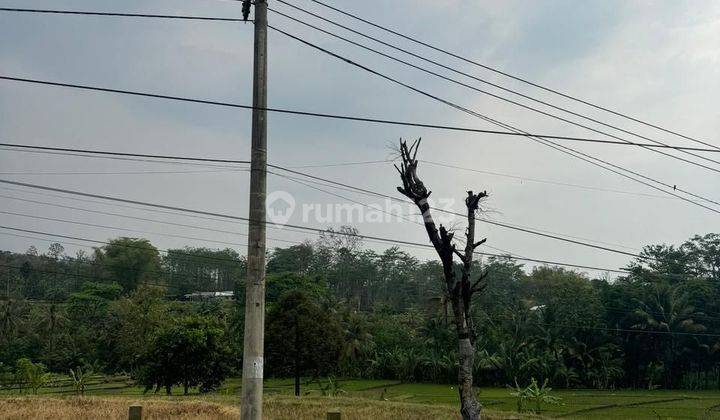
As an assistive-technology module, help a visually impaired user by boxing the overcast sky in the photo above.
[0,0,718,277]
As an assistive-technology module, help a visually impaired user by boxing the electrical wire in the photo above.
[2,72,719,210]
[270,3,720,171]
[0,262,184,292]
[4,3,716,155]
[0,225,244,266]
[0,7,248,22]
[0,144,647,254]
[0,180,633,274]
[0,76,715,152]
[267,26,720,214]
[306,0,720,152]
[0,142,679,202]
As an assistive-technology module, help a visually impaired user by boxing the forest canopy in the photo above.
[1,232,719,391]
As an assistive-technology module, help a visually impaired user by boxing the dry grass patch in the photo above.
[0,397,235,420]
[0,395,532,419]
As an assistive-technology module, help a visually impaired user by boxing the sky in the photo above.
[0,0,718,278]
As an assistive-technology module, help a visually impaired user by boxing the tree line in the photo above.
[1,231,719,391]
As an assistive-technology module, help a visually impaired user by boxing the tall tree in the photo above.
[164,247,245,295]
[395,139,487,420]
[137,315,230,395]
[96,238,161,293]
[631,282,707,388]
[265,289,342,396]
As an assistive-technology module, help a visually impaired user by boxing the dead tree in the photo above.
[395,138,487,420]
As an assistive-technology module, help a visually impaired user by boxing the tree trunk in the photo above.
[395,139,487,420]
[458,337,480,419]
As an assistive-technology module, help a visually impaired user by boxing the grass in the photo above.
[4,377,720,419]
[0,395,532,420]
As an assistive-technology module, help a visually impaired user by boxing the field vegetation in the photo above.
[3,377,720,419]
[2,232,720,418]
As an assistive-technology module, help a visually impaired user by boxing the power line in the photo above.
[0,225,244,266]
[269,3,720,171]
[0,7,249,22]
[0,180,633,273]
[0,209,299,249]
[420,160,673,202]
[0,185,247,224]
[0,192,431,253]
[3,72,720,210]
[602,305,720,325]
[1,11,716,244]
[0,243,720,331]
[0,179,432,249]
[287,159,390,169]
[2,261,716,339]
[0,168,247,176]
[0,179,495,255]
[0,262,184,292]
[0,143,677,202]
[0,143,640,254]
[2,254,716,336]
[0,143,647,254]
[269,170,528,258]
[0,146,244,169]
[268,170,423,227]
[0,177,460,253]
[0,214,714,326]
[267,26,720,214]
[2,249,714,337]
[268,167,644,254]
[2,186,463,256]
[306,0,720,152]
[1,222,627,274]
[0,142,246,166]
[4,4,717,155]
[0,76,716,153]
[0,230,252,287]
[523,318,720,338]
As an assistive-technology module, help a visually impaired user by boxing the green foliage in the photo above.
[96,237,161,293]
[1,231,720,394]
[164,247,245,295]
[102,286,170,372]
[69,366,90,396]
[67,282,123,322]
[509,377,562,413]
[136,315,231,395]
[266,244,315,275]
[265,289,342,380]
[14,358,49,394]
[265,272,329,306]
[317,376,346,397]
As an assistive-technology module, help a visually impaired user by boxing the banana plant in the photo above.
[508,377,562,414]
[69,366,90,396]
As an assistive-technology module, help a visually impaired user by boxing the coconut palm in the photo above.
[339,311,374,376]
[632,283,706,387]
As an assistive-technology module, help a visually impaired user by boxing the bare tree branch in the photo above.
[473,238,487,249]
[470,270,490,294]
[394,138,487,420]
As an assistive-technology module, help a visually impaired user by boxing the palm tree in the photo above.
[632,283,706,387]
[33,304,67,360]
[0,300,27,345]
[339,312,374,376]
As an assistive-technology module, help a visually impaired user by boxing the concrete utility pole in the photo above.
[241,1,268,419]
